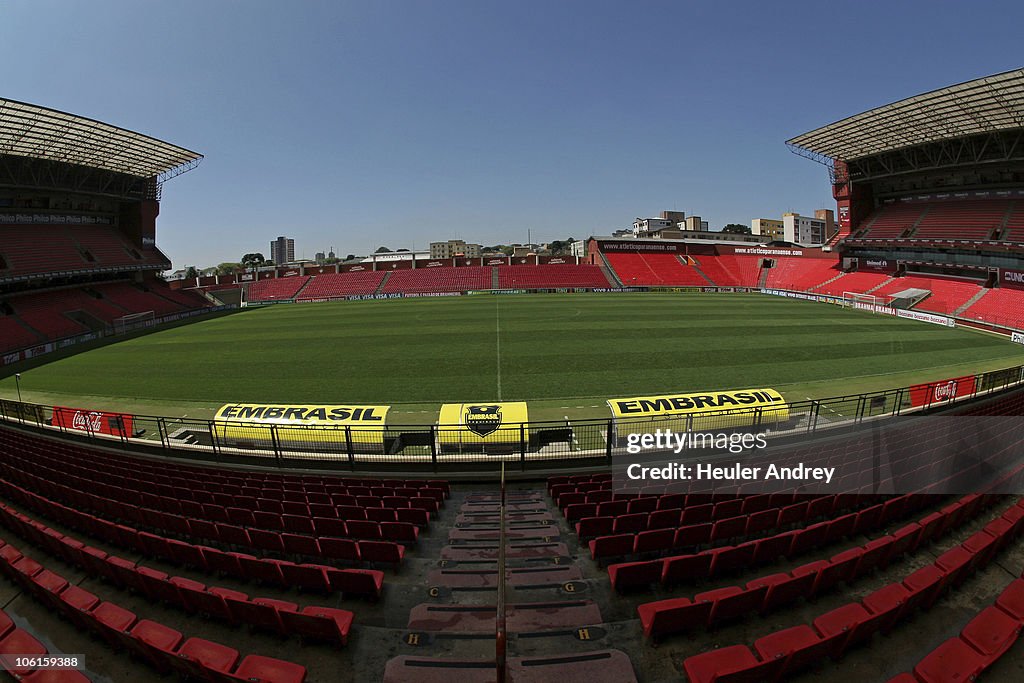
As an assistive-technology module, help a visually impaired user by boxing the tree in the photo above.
[345,254,356,261]
[241,252,266,269]
[721,223,752,235]
[374,246,392,253]
[185,266,199,279]
[216,262,243,276]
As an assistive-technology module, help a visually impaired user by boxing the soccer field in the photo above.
[3,293,1024,424]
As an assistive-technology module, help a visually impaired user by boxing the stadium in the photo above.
[3,60,1024,683]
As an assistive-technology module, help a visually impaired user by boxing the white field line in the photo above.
[807,396,844,417]
[495,297,502,401]
[565,415,580,449]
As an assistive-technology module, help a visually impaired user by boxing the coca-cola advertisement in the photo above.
[908,375,977,407]
[52,406,134,437]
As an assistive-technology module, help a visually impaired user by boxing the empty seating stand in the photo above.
[0,316,41,353]
[1004,202,1024,242]
[871,275,983,315]
[496,264,609,288]
[8,291,91,340]
[859,198,1012,241]
[247,276,310,301]
[382,266,492,293]
[94,282,187,317]
[766,257,842,291]
[860,201,929,238]
[912,199,1008,240]
[151,284,211,310]
[0,427,452,602]
[891,576,1024,681]
[682,496,1021,682]
[297,271,386,299]
[814,270,892,296]
[961,288,1024,329]
[0,223,165,282]
[695,254,763,287]
[1,279,213,354]
[0,499,357,646]
[604,253,706,286]
[0,534,309,682]
[638,493,1015,643]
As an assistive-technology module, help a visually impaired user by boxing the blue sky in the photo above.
[3,1,1024,268]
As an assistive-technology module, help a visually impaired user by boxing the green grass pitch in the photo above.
[2,293,1024,424]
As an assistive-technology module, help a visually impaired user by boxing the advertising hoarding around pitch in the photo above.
[607,388,789,435]
[213,403,390,447]
[53,406,134,437]
[908,375,977,407]
[436,402,529,448]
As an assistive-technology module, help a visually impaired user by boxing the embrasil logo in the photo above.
[438,401,529,445]
[610,389,784,416]
[465,405,502,436]
[214,404,390,424]
[217,405,383,422]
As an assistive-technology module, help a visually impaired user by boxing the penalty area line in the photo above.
[807,397,843,417]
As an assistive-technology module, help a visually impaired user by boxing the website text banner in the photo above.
[612,416,1024,496]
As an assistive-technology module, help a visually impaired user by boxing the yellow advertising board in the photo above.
[437,402,529,447]
[213,404,390,447]
[607,388,789,431]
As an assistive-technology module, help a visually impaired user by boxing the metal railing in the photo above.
[1,364,1023,472]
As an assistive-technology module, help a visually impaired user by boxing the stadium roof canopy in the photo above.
[787,68,1024,163]
[0,98,202,182]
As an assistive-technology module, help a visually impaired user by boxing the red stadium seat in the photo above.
[327,568,384,599]
[959,606,1020,665]
[358,541,405,567]
[914,638,986,683]
[176,637,240,681]
[227,655,307,683]
[280,563,332,594]
[698,584,767,628]
[682,644,783,683]
[637,597,712,642]
[279,606,355,646]
[608,560,661,593]
[753,624,828,678]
